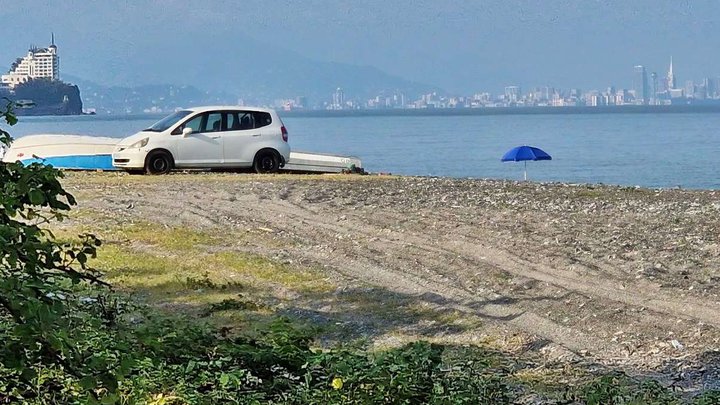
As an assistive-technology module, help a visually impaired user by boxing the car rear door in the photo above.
[174,112,224,166]
[222,111,258,165]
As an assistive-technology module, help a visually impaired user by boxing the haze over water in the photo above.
[11,113,720,189]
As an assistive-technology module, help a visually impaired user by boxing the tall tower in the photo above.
[650,72,658,105]
[633,65,649,104]
[332,88,344,110]
[667,57,676,90]
[48,33,58,79]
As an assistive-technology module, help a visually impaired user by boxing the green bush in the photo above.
[0,101,109,402]
[576,372,679,405]
[693,390,720,405]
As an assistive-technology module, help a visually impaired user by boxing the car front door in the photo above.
[173,112,224,166]
[222,111,259,165]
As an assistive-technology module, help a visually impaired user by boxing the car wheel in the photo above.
[254,150,280,174]
[145,151,173,175]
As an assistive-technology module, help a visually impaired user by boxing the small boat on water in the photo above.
[1,134,119,170]
[1,134,363,174]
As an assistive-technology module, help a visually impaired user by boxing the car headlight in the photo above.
[128,138,149,149]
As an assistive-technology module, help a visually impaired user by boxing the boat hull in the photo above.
[18,154,115,170]
[2,134,119,170]
[283,151,362,173]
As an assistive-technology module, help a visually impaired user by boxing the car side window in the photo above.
[172,114,204,135]
[238,112,254,130]
[254,112,272,128]
[225,112,239,131]
[224,112,255,131]
[203,113,222,132]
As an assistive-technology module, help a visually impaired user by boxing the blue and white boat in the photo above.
[1,134,119,170]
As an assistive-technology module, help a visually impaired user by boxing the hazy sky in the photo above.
[1,0,719,94]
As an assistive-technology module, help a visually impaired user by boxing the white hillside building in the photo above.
[1,36,60,88]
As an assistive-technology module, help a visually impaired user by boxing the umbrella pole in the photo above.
[524,161,527,181]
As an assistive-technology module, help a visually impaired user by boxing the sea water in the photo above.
[8,112,720,189]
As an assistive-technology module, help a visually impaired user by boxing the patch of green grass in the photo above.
[210,251,334,293]
[513,365,587,399]
[107,221,219,251]
[87,235,328,308]
[57,217,321,314]
[54,216,220,248]
[92,244,211,290]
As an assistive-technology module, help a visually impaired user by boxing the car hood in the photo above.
[116,131,151,147]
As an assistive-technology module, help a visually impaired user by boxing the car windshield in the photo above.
[143,110,193,132]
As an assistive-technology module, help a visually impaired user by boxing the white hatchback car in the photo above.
[112,106,290,174]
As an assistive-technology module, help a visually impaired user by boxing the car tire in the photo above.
[253,150,280,174]
[145,151,173,175]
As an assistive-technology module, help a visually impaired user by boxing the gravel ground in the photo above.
[62,172,720,393]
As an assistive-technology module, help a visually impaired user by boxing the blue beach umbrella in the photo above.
[501,145,552,181]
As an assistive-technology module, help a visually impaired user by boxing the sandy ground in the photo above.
[62,172,720,392]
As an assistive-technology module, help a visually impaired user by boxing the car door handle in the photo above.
[251,134,261,137]
[210,135,221,139]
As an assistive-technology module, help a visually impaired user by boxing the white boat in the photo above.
[283,151,363,173]
[1,134,119,170]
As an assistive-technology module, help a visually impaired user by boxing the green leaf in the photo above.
[79,376,96,390]
[119,357,135,375]
[5,113,17,126]
[219,373,230,386]
[101,393,119,405]
[100,373,119,392]
[28,189,45,205]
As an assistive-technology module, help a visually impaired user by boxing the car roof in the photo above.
[183,106,276,114]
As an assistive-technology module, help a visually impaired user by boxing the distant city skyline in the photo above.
[300,56,720,111]
[3,35,720,114]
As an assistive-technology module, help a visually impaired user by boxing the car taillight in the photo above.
[281,126,288,142]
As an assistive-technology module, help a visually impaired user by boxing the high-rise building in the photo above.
[332,87,345,110]
[1,34,59,88]
[650,72,658,104]
[685,80,695,98]
[633,65,649,104]
[504,86,521,103]
[695,81,707,100]
[295,96,307,109]
[666,57,676,90]
[703,78,716,99]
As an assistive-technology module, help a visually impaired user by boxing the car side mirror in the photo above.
[182,127,193,137]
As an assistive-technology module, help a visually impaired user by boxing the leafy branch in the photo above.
[0,102,108,390]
